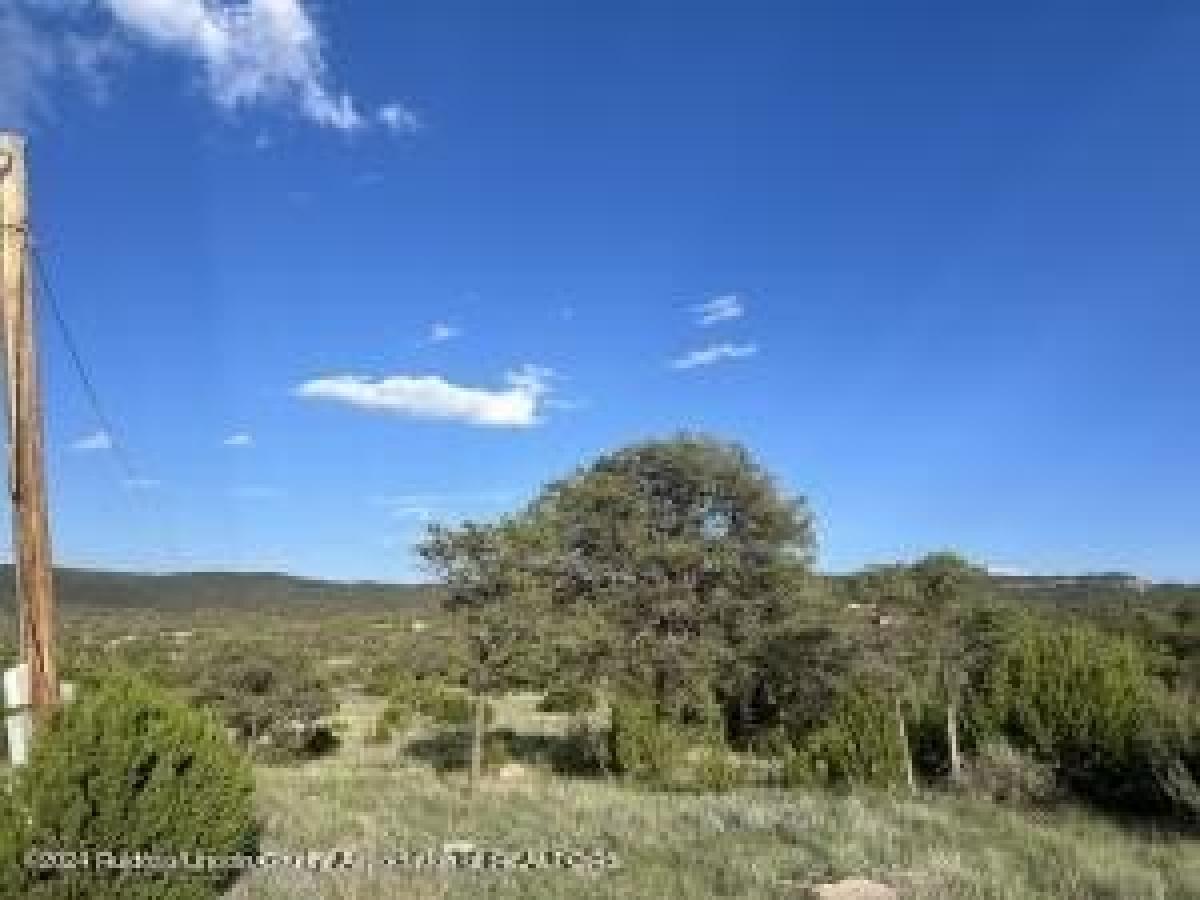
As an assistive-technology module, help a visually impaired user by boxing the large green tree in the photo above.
[522,433,817,738]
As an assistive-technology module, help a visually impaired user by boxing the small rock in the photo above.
[493,763,529,780]
[811,879,897,900]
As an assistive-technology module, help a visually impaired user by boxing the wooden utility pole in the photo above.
[0,132,60,719]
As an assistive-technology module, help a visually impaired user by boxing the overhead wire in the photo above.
[29,237,185,569]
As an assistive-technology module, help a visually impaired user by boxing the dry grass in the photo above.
[223,694,1200,900]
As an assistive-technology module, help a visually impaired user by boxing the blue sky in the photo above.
[1,1,1198,582]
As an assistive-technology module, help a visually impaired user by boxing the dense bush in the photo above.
[608,695,686,784]
[0,671,258,899]
[968,616,1200,826]
[787,680,908,789]
[536,683,596,714]
[422,686,472,725]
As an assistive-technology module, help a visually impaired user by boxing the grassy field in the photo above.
[225,694,1200,900]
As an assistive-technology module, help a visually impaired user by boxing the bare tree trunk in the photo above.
[247,718,259,763]
[946,685,964,785]
[895,695,915,794]
[653,666,668,721]
[468,693,486,796]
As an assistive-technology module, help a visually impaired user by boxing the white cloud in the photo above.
[427,322,461,343]
[4,0,416,135]
[694,294,744,326]
[101,0,366,130]
[378,102,421,134]
[223,432,254,447]
[295,364,555,427]
[670,343,758,370]
[71,429,113,451]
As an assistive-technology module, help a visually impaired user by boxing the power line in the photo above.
[28,239,184,567]
[32,246,140,485]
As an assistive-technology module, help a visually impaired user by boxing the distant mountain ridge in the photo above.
[0,565,442,612]
[0,565,1192,614]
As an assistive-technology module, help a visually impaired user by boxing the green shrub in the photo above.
[688,744,740,793]
[792,680,907,789]
[426,688,472,725]
[427,689,493,728]
[378,701,413,735]
[537,683,596,714]
[608,695,685,785]
[780,745,819,788]
[968,616,1200,826]
[0,671,258,899]
[384,677,490,727]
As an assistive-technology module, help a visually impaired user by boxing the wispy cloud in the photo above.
[71,430,113,451]
[223,432,254,448]
[427,322,461,343]
[378,102,421,134]
[371,490,514,509]
[371,490,517,526]
[670,343,758,370]
[694,294,744,326]
[295,364,555,427]
[3,0,416,134]
[384,504,435,522]
[0,6,57,129]
[63,31,127,104]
